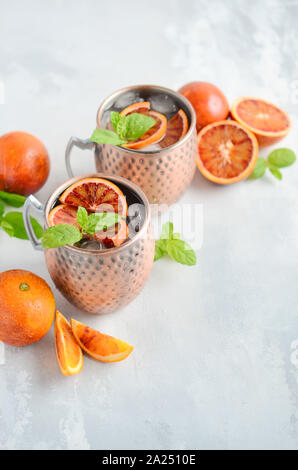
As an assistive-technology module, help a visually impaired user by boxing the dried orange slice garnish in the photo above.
[71,318,133,363]
[55,311,83,376]
[59,177,127,217]
[159,109,189,148]
[119,101,167,150]
[197,120,258,184]
[231,97,291,147]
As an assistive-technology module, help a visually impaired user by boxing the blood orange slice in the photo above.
[59,177,127,217]
[55,311,83,376]
[71,319,133,363]
[197,120,258,184]
[48,204,79,227]
[120,101,167,150]
[93,218,129,247]
[231,97,291,147]
[159,109,189,148]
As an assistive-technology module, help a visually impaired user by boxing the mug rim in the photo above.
[96,84,197,155]
[44,173,151,256]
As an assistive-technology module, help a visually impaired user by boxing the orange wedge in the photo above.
[48,204,80,227]
[55,311,83,376]
[71,318,133,363]
[159,109,189,148]
[231,97,291,147]
[59,177,127,217]
[197,120,258,184]
[119,101,167,150]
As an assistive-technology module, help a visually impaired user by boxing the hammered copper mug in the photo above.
[65,85,198,207]
[23,174,155,314]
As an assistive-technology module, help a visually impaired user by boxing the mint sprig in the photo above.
[90,110,156,146]
[154,222,197,266]
[0,192,43,240]
[250,148,296,181]
[0,190,26,208]
[41,206,121,249]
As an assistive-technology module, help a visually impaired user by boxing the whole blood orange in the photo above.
[178,82,229,131]
[0,270,55,346]
[0,131,50,196]
[197,120,258,184]
[231,97,291,147]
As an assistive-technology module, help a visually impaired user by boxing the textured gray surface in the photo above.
[1,0,298,450]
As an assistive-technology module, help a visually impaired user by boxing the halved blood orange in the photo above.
[93,218,129,247]
[231,97,291,147]
[59,177,127,217]
[197,120,258,184]
[159,109,189,148]
[120,101,167,150]
[55,311,83,376]
[71,319,133,363]
[48,204,79,227]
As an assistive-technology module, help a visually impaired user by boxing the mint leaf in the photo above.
[268,148,296,168]
[161,222,174,240]
[154,239,167,261]
[110,111,122,131]
[173,233,180,240]
[42,224,82,248]
[76,206,88,231]
[0,219,14,237]
[167,239,197,266]
[0,190,26,208]
[87,212,121,234]
[3,211,43,240]
[90,128,127,146]
[110,112,156,141]
[125,113,156,140]
[0,199,4,217]
[250,158,267,179]
[269,166,282,180]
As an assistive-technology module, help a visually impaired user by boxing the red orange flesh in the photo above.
[159,109,189,148]
[231,97,291,147]
[71,318,133,363]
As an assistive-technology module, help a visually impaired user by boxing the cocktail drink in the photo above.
[24,174,154,314]
[65,85,198,207]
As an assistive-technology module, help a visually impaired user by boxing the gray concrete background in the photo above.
[1,0,298,450]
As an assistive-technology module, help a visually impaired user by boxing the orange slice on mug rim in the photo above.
[55,311,83,376]
[119,101,167,150]
[71,319,134,363]
[231,97,291,147]
[159,109,189,148]
[197,120,258,184]
[59,177,127,217]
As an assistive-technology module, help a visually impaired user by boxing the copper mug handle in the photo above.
[65,136,96,178]
[23,195,44,251]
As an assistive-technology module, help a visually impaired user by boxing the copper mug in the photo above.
[23,174,155,314]
[65,85,198,207]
